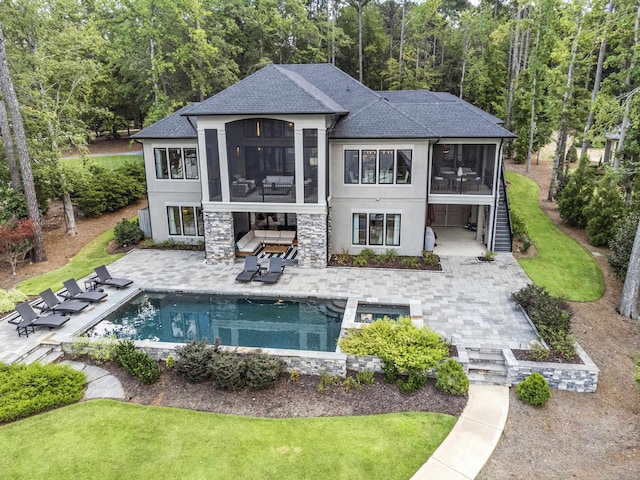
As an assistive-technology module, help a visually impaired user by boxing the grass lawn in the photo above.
[506,171,604,301]
[61,154,142,170]
[0,400,456,480]
[16,228,124,296]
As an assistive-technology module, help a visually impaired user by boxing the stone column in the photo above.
[297,213,327,268]
[204,211,236,264]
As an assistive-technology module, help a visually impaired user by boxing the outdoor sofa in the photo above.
[236,230,296,256]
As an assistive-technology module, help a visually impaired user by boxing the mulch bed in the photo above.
[91,359,467,418]
[328,255,442,271]
[512,349,583,364]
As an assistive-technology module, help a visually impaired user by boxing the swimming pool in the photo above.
[87,291,344,352]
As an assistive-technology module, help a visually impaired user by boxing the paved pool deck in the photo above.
[0,249,528,479]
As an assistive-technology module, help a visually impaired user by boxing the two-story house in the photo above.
[132,63,515,267]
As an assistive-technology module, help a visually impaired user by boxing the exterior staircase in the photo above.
[18,345,63,365]
[466,347,510,386]
[493,169,513,253]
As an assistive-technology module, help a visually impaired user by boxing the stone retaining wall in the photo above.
[502,343,599,393]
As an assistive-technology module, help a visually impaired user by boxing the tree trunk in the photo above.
[526,17,542,173]
[0,23,46,262]
[581,0,613,156]
[0,98,20,191]
[614,6,640,169]
[505,6,523,130]
[398,1,406,86]
[618,217,640,319]
[548,13,583,201]
[459,26,468,99]
[62,192,77,236]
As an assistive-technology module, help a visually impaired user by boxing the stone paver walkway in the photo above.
[61,361,125,400]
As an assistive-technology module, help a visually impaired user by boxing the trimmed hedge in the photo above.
[0,362,86,423]
[435,359,469,396]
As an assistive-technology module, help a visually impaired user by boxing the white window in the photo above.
[167,206,204,237]
[344,148,412,185]
[352,213,401,246]
[155,147,199,180]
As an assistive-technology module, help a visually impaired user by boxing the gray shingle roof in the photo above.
[186,65,348,115]
[134,64,516,140]
[330,97,437,138]
[131,104,198,139]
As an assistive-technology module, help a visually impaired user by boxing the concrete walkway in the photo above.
[412,385,509,480]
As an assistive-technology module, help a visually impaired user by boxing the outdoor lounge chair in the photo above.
[11,302,70,337]
[94,265,133,289]
[235,256,259,282]
[254,257,284,284]
[38,288,89,314]
[61,278,108,303]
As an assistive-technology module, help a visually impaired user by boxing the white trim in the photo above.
[350,210,402,248]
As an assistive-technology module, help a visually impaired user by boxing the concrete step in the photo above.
[468,350,504,364]
[468,372,511,386]
[40,350,64,364]
[468,362,508,375]
[20,346,54,365]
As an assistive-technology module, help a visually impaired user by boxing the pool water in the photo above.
[88,291,344,352]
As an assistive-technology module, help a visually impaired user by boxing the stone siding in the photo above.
[346,354,384,373]
[297,213,327,268]
[203,211,236,264]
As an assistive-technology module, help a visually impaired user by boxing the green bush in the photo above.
[174,339,215,383]
[0,362,85,423]
[583,171,625,247]
[245,353,286,390]
[421,251,440,266]
[608,212,639,281]
[377,249,397,262]
[114,218,145,247]
[71,163,146,218]
[435,359,469,396]
[339,317,449,393]
[516,372,551,407]
[343,375,362,392]
[510,210,528,237]
[398,368,427,394]
[317,370,341,393]
[356,369,375,385]
[400,256,419,268]
[513,285,576,360]
[165,355,175,369]
[558,154,596,228]
[208,351,247,390]
[0,289,28,314]
[115,340,161,385]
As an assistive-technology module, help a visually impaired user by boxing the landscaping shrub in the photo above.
[0,362,85,423]
[608,212,640,280]
[72,163,146,218]
[115,340,161,385]
[421,251,440,266]
[165,355,175,369]
[583,170,625,247]
[435,359,469,396]
[244,353,286,390]
[339,316,449,392]
[317,370,341,393]
[398,369,428,394]
[343,375,362,392]
[289,369,300,382]
[558,154,596,228]
[512,285,576,360]
[516,372,551,407]
[114,218,144,247]
[208,351,247,390]
[70,336,118,363]
[0,288,26,314]
[356,369,375,385]
[175,339,215,383]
